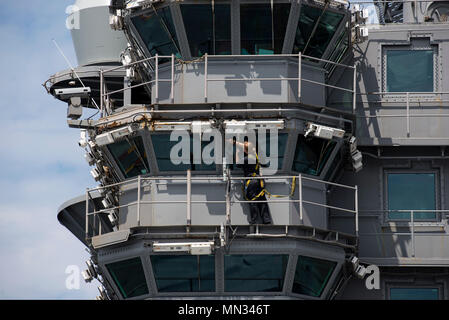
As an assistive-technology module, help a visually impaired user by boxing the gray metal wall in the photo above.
[329,155,449,265]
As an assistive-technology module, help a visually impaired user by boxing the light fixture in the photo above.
[152,241,215,255]
[95,125,135,146]
[304,122,345,140]
[90,168,101,181]
[79,129,88,148]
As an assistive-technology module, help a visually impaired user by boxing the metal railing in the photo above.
[351,209,449,258]
[356,91,449,138]
[98,53,357,116]
[85,173,359,242]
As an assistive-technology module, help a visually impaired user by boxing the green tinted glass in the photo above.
[292,135,336,176]
[107,136,150,178]
[151,255,215,292]
[292,256,336,297]
[293,5,344,58]
[224,255,288,292]
[390,288,439,300]
[387,173,436,220]
[132,7,180,58]
[180,4,231,56]
[106,257,149,299]
[240,3,272,55]
[151,134,216,172]
[240,3,291,55]
[386,50,434,92]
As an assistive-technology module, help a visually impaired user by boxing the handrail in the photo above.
[354,91,449,137]
[85,174,359,242]
[98,53,357,115]
[335,209,449,258]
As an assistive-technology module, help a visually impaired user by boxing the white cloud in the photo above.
[0,0,99,299]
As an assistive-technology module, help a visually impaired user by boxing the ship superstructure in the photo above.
[45,0,449,300]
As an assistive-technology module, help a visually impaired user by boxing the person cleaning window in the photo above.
[233,137,272,225]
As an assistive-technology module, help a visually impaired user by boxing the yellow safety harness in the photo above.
[242,153,297,201]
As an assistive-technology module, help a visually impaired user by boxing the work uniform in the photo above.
[238,154,272,225]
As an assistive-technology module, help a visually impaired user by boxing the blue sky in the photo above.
[0,1,99,299]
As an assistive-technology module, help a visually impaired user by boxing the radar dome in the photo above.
[69,0,127,66]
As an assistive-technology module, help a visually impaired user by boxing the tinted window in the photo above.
[180,4,231,56]
[262,132,288,171]
[390,288,439,300]
[293,4,344,58]
[387,173,436,220]
[151,255,215,292]
[386,50,434,92]
[106,257,149,298]
[292,135,336,176]
[151,133,216,172]
[224,255,288,292]
[292,256,336,297]
[132,7,180,58]
[107,136,150,178]
[240,3,291,55]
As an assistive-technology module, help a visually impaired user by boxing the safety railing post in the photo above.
[85,189,89,241]
[355,185,359,237]
[406,92,410,137]
[187,170,192,227]
[100,70,104,116]
[353,64,357,114]
[411,210,415,257]
[298,52,302,101]
[155,54,159,103]
[171,54,175,103]
[137,175,141,227]
[226,179,231,225]
[299,174,303,224]
[204,53,208,102]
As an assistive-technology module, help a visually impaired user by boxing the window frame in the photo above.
[383,169,440,223]
[381,40,439,97]
[238,0,293,55]
[225,129,291,175]
[386,284,443,300]
[291,2,347,61]
[178,0,233,57]
[288,253,341,300]
[289,130,344,181]
[149,253,217,294]
[223,253,290,293]
[149,131,220,175]
[127,3,189,63]
[102,255,152,300]
[101,131,153,181]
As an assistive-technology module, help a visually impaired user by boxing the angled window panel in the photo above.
[131,7,180,59]
[106,257,149,299]
[224,255,288,292]
[151,255,215,292]
[293,5,344,58]
[180,3,231,56]
[291,135,336,176]
[292,256,336,297]
[151,134,217,172]
[240,3,273,55]
[107,136,150,178]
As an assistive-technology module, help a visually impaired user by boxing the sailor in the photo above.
[233,137,272,225]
